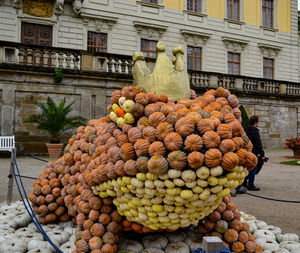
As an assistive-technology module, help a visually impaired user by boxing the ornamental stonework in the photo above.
[22,0,53,18]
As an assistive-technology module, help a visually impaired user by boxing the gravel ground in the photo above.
[0,148,299,236]
[232,148,300,236]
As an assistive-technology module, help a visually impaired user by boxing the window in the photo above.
[263,58,274,79]
[227,0,240,20]
[262,0,273,28]
[141,0,158,4]
[187,0,201,13]
[87,32,107,53]
[21,23,52,46]
[141,39,157,58]
[228,52,240,75]
[187,46,201,71]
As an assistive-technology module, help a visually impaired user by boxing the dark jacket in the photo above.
[245,125,265,157]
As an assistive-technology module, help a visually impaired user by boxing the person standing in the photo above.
[236,115,265,193]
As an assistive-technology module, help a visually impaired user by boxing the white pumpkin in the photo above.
[164,231,187,243]
[27,238,59,253]
[265,225,282,235]
[142,235,168,249]
[279,241,300,251]
[165,242,190,253]
[262,248,289,253]
[254,230,276,241]
[15,227,38,236]
[49,230,71,245]
[15,213,31,227]
[27,249,53,253]
[0,219,18,229]
[22,233,44,242]
[255,238,279,251]
[60,242,75,253]
[184,237,203,251]
[255,220,268,229]
[143,248,165,253]
[277,233,299,243]
[27,222,39,232]
[0,238,27,252]
[118,238,144,253]
[247,221,258,234]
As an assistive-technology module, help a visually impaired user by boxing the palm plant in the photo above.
[25,97,86,143]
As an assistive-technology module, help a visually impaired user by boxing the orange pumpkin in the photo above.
[197,118,215,134]
[243,152,258,171]
[205,149,222,168]
[202,131,221,149]
[135,92,149,106]
[128,127,143,144]
[89,236,103,250]
[236,148,248,165]
[137,116,150,130]
[124,160,139,176]
[166,112,178,126]
[241,222,250,232]
[167,151,187,170]
[232,241,245,253]
[134,139,150,157]
[76,240,89,253]
[147,92,159,103]
[156,122,174,141]
[230,219,243,231]
[239,230,249,243]
[164,132,183,151]
[148,141,166,156]
[144,104,160,117]
[107,146,121,163]
[219,139,235,153]
[245,241,256,253]
[227,94,239,108]
[186,151,204,169]
[101,243,116,253]
[130,103,144,118]
[116,107,126,117]
[149,112,166,128]
[224,229,239,243]
[222,152,239,171]
[122,86,138,100]
[137,156,149,173]
[143,126,157,143]
[217,124,232,139]
[110,90,122,104]
[161,104,176,116]
[184,134,203,151]
[120,143,136,161]
[215,87,230,97]
[224,113,236,124]
[175,116,195,137]
[232,137,244,150]
[148,155,169,175]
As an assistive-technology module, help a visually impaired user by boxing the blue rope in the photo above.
[11,150,63,253]
[17,151,49,163]
[245,192,300,204]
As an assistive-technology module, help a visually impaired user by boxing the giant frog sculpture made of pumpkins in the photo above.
[29,42,258,253]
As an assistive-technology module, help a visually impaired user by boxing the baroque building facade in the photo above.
[0,0,299,152]
[0,0,298,81]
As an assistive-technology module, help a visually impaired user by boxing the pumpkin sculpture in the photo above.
[29,43,259,253]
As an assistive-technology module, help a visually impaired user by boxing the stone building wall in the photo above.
[0,0,299,82]
[0,67,299,153]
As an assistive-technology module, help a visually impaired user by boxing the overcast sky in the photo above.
[299,0,300,10]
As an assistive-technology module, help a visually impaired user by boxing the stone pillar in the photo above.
[279,84,287,94]
[1,87,15,136]
[209,75,218,88]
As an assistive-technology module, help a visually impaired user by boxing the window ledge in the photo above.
[224,18,245,25]
[260,26,278,32]
[136,1,164,9]
[183,10,207,17]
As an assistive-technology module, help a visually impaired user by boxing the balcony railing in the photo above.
[0,40,300,97]
[189,70,300,97]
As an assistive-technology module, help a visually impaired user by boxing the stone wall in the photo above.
[0,0,299,82]
[0,66,299,153]
[0,66,132,154]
